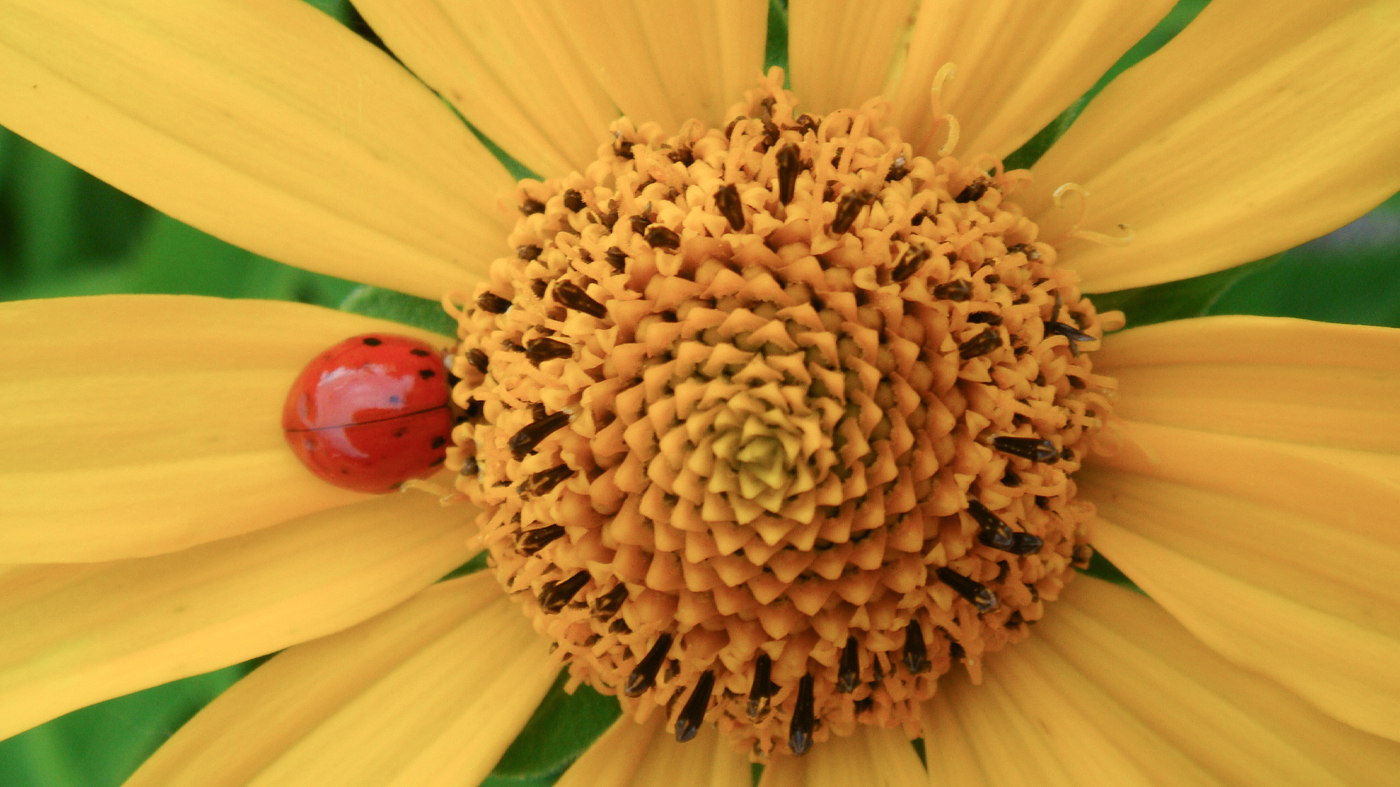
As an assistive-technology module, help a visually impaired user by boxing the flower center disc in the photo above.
[449,70,1114,758]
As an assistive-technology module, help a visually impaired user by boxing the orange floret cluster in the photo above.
[447,70,1117,757]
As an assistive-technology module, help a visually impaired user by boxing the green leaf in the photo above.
[339,284,459,335]
[1089,255,1280,331]
[765,0,789,78]
[0,664,252,787]
[1208,193,1400,329]
[1077,552,1144,594]
[490,675,622,780]
[438,550,491,582]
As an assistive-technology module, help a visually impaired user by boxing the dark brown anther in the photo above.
[1026,583,1040,602]
[1011,532,1045,556]
[992,435,1060,463]
[515,524,566,556]
[625,633,673,697]
[933,279,972,301]
[530,279,548,298]
[795,114,820,136]
[609,618,631,634]
[459,456,479,476]
[993,560,1011,584]
[1061,447,1076,461]
[530,402,548,421]
[516,245,543,261]
[948,639,966,659]
[668,147,694,166]
[563,189,586,212]
[955,179,988,203]
[886,155,909,182]
[789,674,816,756]
[854,696,874,716]
[645,225,681,250]
[553,280,608,318]
[629,214,651,234]
[1005,610,1025,629]
[966,311,1002,325]
[476,292,512,314]
[776,144,802,205]
[760,118,781,150]
[747,653,774,720]
[935,567,1000,613]
[599,205,620,230]
[592,583,628,620]
[466,348,489,374]
[675,671,716,743]
[519,197,546,215]
[538,571,590,613]
[836,636,861,693]
[891,245,931,282]
[902,619,930,675]
[519,464,575,498]
[910,210,931,226]
[1072,544,1094,569]
[715,184,745,231]
[501,339,524,353]
[968,500,1016,551]
[831,190,874,234]
[1047,319,1096,344]
[525,337,573,366]
[509,410,570,459]
[958,327,1002,359]
[613,138,634,160]
[462,398,486,424]
[605,246,627,272]
[724,115,747,139]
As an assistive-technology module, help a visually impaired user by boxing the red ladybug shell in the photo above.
[282,334,454,493]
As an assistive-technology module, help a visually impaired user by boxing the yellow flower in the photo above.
[1,0,1399,785]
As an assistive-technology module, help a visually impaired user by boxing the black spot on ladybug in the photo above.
[409,348,431,357]
[419,369,436,380]
[393,427,409,438]
[362,337,382,346]
[431,436,447,449]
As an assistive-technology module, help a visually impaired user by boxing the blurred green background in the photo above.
[2,0,1398,784]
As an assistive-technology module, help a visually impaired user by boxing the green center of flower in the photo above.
[447,70,1115,759]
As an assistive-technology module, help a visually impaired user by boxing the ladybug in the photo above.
[282,334,455,493]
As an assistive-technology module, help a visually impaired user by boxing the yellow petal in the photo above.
[930,641,1160,787]
[756,725,925,787]
[886,0,1175,161]
[1027,0,1400,292]
[0,491,475,741]
[1083,419,1400,742]
[1040,577,1400,786]
[0,0,514,299]
[557,714,750,787]
[1097,316,1400,454]
[132,574,551,787]
[788,0,913,117]
[0,295,452,563]
[354,0,615,177]
[554,0,767,132]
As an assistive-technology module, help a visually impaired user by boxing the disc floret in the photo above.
[448,69,1117,758]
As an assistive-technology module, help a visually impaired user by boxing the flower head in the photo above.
[0,0,1398,785]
